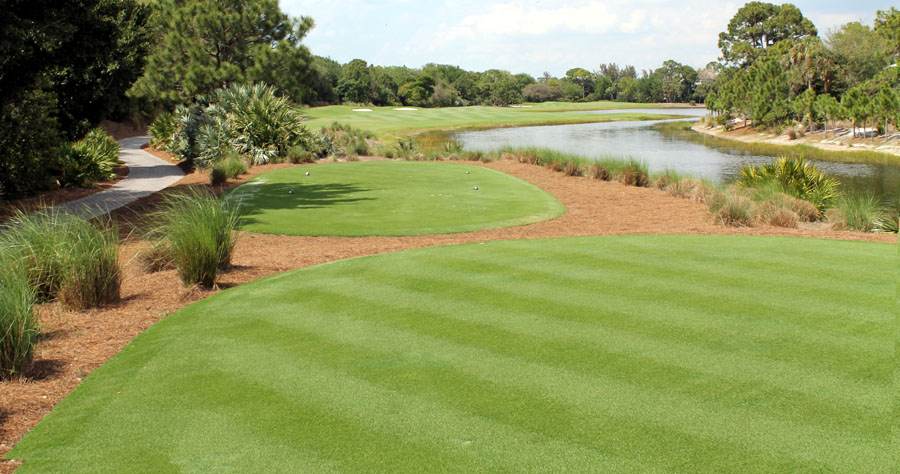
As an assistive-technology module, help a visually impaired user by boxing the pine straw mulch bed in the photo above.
[1,154,895,472]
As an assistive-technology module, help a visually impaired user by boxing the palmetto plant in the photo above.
[738,156,840,211]
[170,83,317,167]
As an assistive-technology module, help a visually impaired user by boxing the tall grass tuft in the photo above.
[0,249,38,378]
[708,188,755,226]
[148,187,240,287]
[827,193,886,232]
[1,208,121,309]
[209,152,248,185]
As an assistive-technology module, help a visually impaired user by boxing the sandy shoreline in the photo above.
[691,122,900,157]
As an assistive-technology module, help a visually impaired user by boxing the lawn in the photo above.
[6,235,893,473]
[228,161,565,236]
[302,101,692,138]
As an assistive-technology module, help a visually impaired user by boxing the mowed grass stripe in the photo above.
[7,236,893,472]
[218,295,884,471]
[281,283,881,440]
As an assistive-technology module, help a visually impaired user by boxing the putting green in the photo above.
[6,235,893,472]
[228,161,565,236]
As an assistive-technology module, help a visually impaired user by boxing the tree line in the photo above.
[704,2,900,136]
[4,0,899,198]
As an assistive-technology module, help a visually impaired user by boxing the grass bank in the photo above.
[301,102,690,140]
[656,121,900,166]
[6,235,893,472]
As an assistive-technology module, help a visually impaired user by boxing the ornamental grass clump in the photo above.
[148,187,240,288]
[0,250,38,378]
[1,208,121,309]
[826,193,886,232]
[709,188,755,226]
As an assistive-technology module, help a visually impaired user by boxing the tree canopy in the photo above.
[718,2,817,67]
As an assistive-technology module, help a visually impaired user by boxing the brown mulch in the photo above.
[0,156,895,472]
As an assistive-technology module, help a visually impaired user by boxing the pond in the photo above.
[454,109,899,210]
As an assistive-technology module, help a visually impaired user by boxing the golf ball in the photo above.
[473,185,478,190]
[305,171,310,176]
[465,170,469,174]
[288,189,294,194]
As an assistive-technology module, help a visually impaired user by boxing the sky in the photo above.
[281,0,894,77]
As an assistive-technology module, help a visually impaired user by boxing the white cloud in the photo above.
[620,9,646,33]
[443,1,619,39]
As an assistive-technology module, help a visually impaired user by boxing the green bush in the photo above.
[171,84,316,168]
[209,153,248,185]
[287,146,315,164]
[1,208,121,309]
[61,128,120,188]
[0,249,38,378]
[737,157,840,211]
[148,112,177,151]
[148,187,240,287]
[877,212,899,233]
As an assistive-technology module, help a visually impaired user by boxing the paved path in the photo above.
[59,136,184,218]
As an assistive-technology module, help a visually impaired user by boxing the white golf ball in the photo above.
[465,170,469,174]
[473,185,478,190]
[305,171,310,176]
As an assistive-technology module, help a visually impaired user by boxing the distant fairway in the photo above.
[228,161,565,236]
[7,235,893,473]
[302,101,691,137]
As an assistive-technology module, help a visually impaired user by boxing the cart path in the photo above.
[59,136,183,218]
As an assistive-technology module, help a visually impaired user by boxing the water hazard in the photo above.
[455,109,899,210]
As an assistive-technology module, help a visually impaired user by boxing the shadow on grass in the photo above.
[237,182,375,224]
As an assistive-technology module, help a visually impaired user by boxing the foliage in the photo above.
[147,187,240,288]
[718,1,817,67]
[170,83,319,167]
[210,153,248,185]
[0,249,38,378]
[0,0,149,198]
[827,193,886,232]
[0,208,121,310]
[738,156,840,211]
[132,0,317,106]
[148,112,177,151]
[61,128,121,188]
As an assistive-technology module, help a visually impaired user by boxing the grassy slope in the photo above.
[7,235,893,473]
[302,101,689,138]
[229,161,565,236]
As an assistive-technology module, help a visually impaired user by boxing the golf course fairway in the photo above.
[6,235,893,472]
[229,161,565,236]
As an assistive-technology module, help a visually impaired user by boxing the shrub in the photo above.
[709,189,754,226]
[464,151,483,161]
[620,166,650,187]
[148,112,177,151]
[57,220,121,311]
[442,140,464,154]
[1,208,120,309]
[171,83,312,168]
[827,193,885,232]
[61,128,121,188]
[209,153,248,185]
[738,156,840,211]
[586,164,610,181]
[562,161,583,177]
[667,178,709,201]
[148,187,240,287]
[394,137,418,159]
[877,212,898,233]
[0,249,38,378]
[758,204,800,228]
[287,146,316,164]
